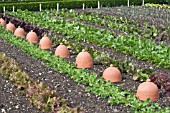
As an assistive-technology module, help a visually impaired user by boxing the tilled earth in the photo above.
[0,75,42,113]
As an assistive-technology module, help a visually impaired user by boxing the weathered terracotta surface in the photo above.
[39,34,52,49]
[14,26,25,37]
[136,79,159,101]
[102,64,122,82]
[26,30,38,43]
[76,49,93,68]
[55,43,69,58]
[0,18,6,26]
[6,22,16,32]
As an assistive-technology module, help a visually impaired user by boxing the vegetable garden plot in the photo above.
[0,5,168,112]
[0,21,170,113]
[6,10,170,68]
[46,9,170,46]
[0,31,131,113]
[2,10,170,80]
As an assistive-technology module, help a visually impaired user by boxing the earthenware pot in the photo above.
[26,30,38,43]
[55,43,69,58]
[76,49,93,68]
[39,34,52,49]
[102,64,122,82]
[0,18,6,27]
[6,22,16,32]
[136,79,159,101]
[14,26,25,37]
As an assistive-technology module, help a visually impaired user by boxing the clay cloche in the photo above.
[0,18,6,27]
[102,64,122,82]
[39,34,52,49]
[6,22,16,32]
[76,49,93,68]
[136,79,159,101]
[14,26,25,37]
[26,30,38,43]
[55,43,70,58]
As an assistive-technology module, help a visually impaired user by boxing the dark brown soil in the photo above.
[0,75,43,113]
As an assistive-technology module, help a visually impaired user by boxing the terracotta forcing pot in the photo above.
[6,22,16,32]
[14,26,25,37]
[39,34,52,49]
[136,79,159,101]
[26,30,38,43]
[0,18,6,27]
[55,43,70,58]
[76,49,93,68]
[102,64,122,82]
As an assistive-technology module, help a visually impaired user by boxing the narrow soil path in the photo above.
[0,75,43,113]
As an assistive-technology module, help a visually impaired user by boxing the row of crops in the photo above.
[0,18,169,113]
[0,3,169,112]
[6,9,170,68]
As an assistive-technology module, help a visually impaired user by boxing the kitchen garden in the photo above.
[0,1,170,113]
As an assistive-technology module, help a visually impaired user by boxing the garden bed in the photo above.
[0,5,170,113]
[0,38,130,113]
